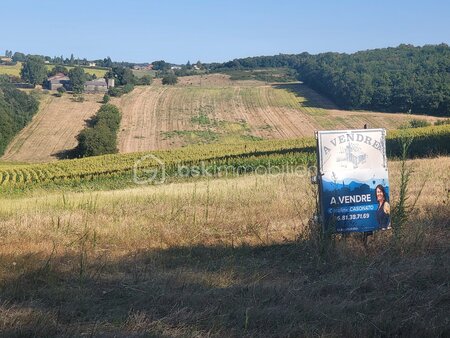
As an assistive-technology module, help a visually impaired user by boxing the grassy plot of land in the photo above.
[0,63,22,77]
[222,67,298,82]
[0,156,448,336]
[0,62,108,78]
[132,68,157,78]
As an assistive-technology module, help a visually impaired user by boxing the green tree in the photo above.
[68,66,86,93]
[48,65,69,76]
[20,56,47,86]
[139,75,153,85]
[162,74,178,85]
[12,52,26,62]
[75,104,121,157]
[152,60,170,71]
[0,79,39,155]
[105,66,136,86]
[56,86,66,96]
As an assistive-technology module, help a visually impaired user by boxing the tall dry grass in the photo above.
[0,156,448,337]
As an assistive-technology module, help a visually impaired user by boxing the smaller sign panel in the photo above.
[317,129,390,232]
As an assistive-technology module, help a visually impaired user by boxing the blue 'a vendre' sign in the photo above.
[317,129,390,233]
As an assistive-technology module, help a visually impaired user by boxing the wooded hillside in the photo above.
[212,44,450,116]
[0,77,39,155]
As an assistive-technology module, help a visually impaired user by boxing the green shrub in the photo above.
[409,119,431,128]
[123,83,134,94]
[91,104,122,133]
[162,74,178,85]
[76,123,117,157]
[72,94,85,102]
[434,119,450,126]
[108,87,122,97]
[139,75,153,85]
[102,94,110,104]
[75,104,122,157]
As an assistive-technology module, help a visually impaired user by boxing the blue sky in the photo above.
[2,0,449,64]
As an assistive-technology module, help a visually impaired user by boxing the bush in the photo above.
[108,87,121,97]
[434,119,450,126]
[107,84,134,97]
[123,83,134,94]
[72,94,85,102]
[139,75,153,85]
[102,94,110,104]
[408,119,431,128]
[75,104,122,157]
[57,86,66,94]
[162,74,178,85]
[76,123,117,157]
[91,104,122,133]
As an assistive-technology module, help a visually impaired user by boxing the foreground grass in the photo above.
[0,157,449,337]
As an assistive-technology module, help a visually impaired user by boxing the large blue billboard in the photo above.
[317,129,390,233]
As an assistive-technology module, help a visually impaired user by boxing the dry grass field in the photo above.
[115,74,441,153]
[0,156,448,336]
[2,74,442,163]
[1,93,103,163]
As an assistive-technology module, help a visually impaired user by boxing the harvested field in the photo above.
[3,74,443,162]
[115,74,441,153]
[1,93,103,163]
[0,156,448,336]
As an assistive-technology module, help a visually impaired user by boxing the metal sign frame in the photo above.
[315,128,389,233]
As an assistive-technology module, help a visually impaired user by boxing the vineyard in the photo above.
[0,124,449,192]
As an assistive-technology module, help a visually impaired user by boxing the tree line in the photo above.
[7,45,449,116]
[75,104,122,157]
[295,44,450,116]
[208,44,450,116]
[0,77,39,155]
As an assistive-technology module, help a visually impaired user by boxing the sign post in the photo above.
[316,129,390,233]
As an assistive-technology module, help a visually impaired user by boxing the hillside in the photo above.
[2,74,442,163]
[0,62,108,78]
[0,80,39,156]
[0,155,448,336]
[115,74,441,153]
[1,93,103,163]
